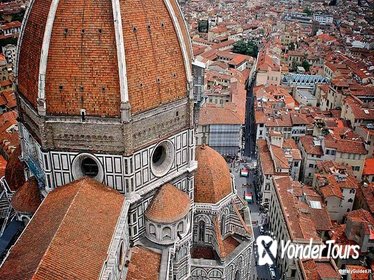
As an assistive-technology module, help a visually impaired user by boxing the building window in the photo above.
[177,221,184,235]
[149,223,156,237]
[221,215,226,236]
[162,227,172,240]
[151,141,175,177]
[72,153,104,182]
[352,166,360,171]
[198,220,205,242]
[118,241,125,270]
[350,189,356,194]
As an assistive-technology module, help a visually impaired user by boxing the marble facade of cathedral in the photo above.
[0,0,253,279]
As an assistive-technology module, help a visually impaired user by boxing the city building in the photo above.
[313,14,334,25]
[313,161,358,223]
[1,44,16,69]
[269,176,331,279]
[196,104,243,156]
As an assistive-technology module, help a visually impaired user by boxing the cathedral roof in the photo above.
[0,177,124,280]
[5,145,25,192]
[11,177,41,213]
[195,145,232,204]
[145,183,190,224]
[126,246,162,280]
[17,0,192,117]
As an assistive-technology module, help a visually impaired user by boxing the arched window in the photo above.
[198,220,205,242]
[234,270,240,280]
[177,221,184,234]
[162,226,172,240]
[221,215,226,236]
[118,241,125,271]
[149,223,156,237]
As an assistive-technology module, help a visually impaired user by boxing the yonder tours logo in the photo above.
[256,235,360,266]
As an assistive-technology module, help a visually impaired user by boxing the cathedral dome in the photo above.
[145,183,190,224]
[17,0,192,117]
[144,183,191,245]
[195,145,233,204]
[11,177,41,213]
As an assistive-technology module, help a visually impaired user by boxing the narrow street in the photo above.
[244,75,256,158]
[231,161,272,280]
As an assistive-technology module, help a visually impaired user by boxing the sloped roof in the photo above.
[11,177,41,213]
[5,145,25,191]
[126,246,161,280]
[198,104,243,126]
[0,177,124,280]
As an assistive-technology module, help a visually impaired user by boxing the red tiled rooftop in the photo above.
[127,246,161,280]
[0,154,6,178]
[145,183,190,224]
[257,139,275,175]
[11,177,41,213]
[198,104,243,126]
[301,259,340,280]
[191,246,217,260]
[363,158,374,176]
[195,145,232,204]
[300,136,323,156]
[5,145,25,191]
[0,177,125,280]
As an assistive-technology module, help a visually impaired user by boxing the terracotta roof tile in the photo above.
[358,183,374,214]
[195,145,232,204]
[273,176,320,241]
[300,136,323,156]
[11,177,41,213]
[18,0,190,116]
[126,246,161,280]
[0,154,6,178]
[257,139,275,175]
[145,183,190,223]
[198,103,243,126]
[301,259,340,280]
[363,158,374,176]
[5,145,25,191]
[0,177,124,280]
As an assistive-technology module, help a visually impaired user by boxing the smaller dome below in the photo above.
[5,146,25,192]
[11,177,41,213]
[195,145,232,204]
[145,183,190,224]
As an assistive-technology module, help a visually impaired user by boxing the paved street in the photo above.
[230,161,273,280]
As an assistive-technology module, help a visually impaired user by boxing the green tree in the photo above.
[303,7,312,16]
[302,60,310,72]
[232,40,258,58]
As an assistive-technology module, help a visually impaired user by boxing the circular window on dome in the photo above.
[151,141,174,177]
[81,157,99,177]
[72,153,104,182]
